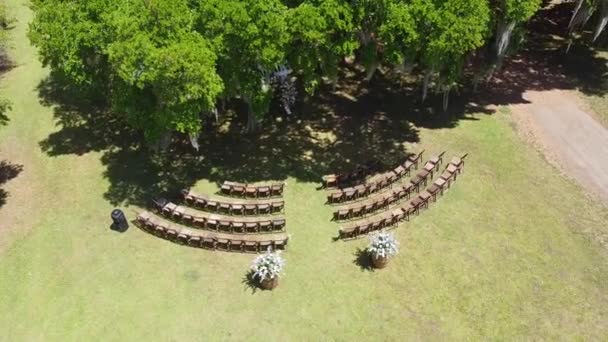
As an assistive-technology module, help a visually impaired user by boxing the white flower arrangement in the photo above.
[251,247,285,281]
[368,231,399,258]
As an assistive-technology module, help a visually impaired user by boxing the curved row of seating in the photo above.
[220,181,284,198]
[156,201,286,233]
[327,151,444,204]
[332,154,447,220]
[181,189,284,215]
[321,159,382,189]
[338,154,467,240]
[136,212,289,253]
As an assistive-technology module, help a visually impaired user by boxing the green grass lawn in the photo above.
[578,49,608,127]
[1,0,608,340]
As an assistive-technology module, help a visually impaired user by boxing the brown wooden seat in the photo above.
[193,217,205,228]
[165,229,178,240]
[419,191,432,207]
[244,204,257,215]
[271,184,284,196]
[232,221,245,233]
[245,222,259,233]
[206,218,218,230]
[427,183,443,200]
[410,197,424,214]
[271,201,284,213]
[274,238,288,251]
[336,208,351,221]
[219,202,231,214]
[216,238,229,251]
[241,240,256,253]
[220,184,231,195]
[202,237,215,249]
[205,200,218,211]
[229,240,244,252]
[258,186,270,197]
[259,220,272,232]
[245,186,257,198]
[231,203,244,215]
[258,203,271,215]
[187,236,201,247]
[259,240,272,252]
[272,219,286,230]
[219,220,231,232]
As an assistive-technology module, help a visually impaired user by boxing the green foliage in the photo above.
[504,0,543,23]
[106,0,223,140]
[288,0,357,92]
[28,0,543,139]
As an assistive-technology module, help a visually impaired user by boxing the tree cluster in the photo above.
[29,0,542,143]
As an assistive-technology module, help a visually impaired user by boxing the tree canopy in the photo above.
[29,0,544,143]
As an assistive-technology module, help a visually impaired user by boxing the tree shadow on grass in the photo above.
[0,160,24,208]
[35,1,608,208]
[353,248,374,272]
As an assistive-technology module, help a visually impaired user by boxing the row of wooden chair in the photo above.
[181,189,284,215]
[332,154,447,220]
[321,159,382,188]
[220,181,284,198]
[156,201,286,233]
[338,154,467,239]
[136,212,289,253]
[327,152,443,204]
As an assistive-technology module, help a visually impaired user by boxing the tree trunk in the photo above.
[593,0,608,42]
[442,86,450,112]
[422,70,433,102]
[245,101,257,133]
[364,59,378,81]
[495,20,516,63]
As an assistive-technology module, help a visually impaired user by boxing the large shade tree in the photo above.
[29,0,545,144]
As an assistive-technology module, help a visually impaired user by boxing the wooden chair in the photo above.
[258,203,271,215]
[271,184,283,196]
[206,218,218,230]
[419,191,432,207]
[219,220,231,232]
[165,229,178,241]
[244,241,258,253]
[429,151,446,169]
[245,186,257,198]
[271,201,284,213]
[245,222,259,233]
[216,238,229,251]
[351,205,364,219]
[193,217,205,228]
[231,204,245,215]
[206,200,218,211]
[259,241,272,252]
[336,208,351,221]
[244,204,257,215]
[232,221,245,233]
[258,186,271,197]
[201,237,215,249]
[272,219,286,230]
[229,240,244,253]
[274,239,288,251]
[219,202,231,214]
[188,236,201,248]
[259,220,272,232]
[231,185,245,197]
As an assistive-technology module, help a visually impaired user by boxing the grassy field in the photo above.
[1,0,608,340]
[578,49,608,127]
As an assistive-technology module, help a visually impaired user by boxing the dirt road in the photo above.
[511,90,608,203]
